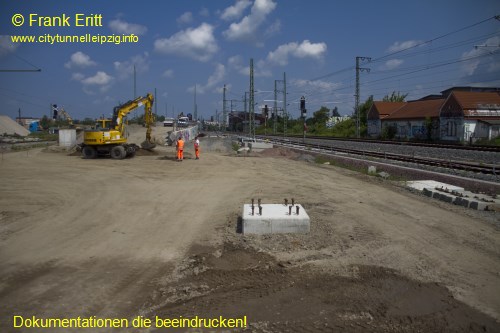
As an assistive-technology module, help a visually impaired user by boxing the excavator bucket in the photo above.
[141,126,156,150]
[140,140,156,150]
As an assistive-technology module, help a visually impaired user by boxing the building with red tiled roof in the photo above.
[366,102,405,137]
[367,87,500,142]
[440,91,500,142]
[383,99,444,140]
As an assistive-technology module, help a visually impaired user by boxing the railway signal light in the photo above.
[52,104,58,120]
[300,96,306,118]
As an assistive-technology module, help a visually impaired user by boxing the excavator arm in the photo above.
[111,93,156,149]
[59,107,74,127]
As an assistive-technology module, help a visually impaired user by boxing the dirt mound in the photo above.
[0,115,30,136]
[146,242,500,333]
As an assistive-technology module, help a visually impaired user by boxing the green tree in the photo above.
[332,117,356,137]
[383,91,408,102]
[39,115,51,129]
[354,95,373,136]
[331,106,340,117]
[312,106,330,125]
[381,124,397,139]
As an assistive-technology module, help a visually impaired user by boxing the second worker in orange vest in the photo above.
[194,136,200,160]
[176,136,184,161]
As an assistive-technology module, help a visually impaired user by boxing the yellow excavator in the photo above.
[58,107,74,128]
[81,93,156,159]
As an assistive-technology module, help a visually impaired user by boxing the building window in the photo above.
[447,121,457,137]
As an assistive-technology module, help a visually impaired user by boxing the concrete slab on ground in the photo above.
[242,204,310,234]
[405,180,464,192]
[404,180,499,211]
[248,141,273,151]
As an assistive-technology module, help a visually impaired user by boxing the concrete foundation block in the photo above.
[461,199,470,208]
[439,194,453,203]
[242,204,310,234]
[248,142,273,151]
[469,201,488,211]
[433,192,441,199]
[423,188,433,197]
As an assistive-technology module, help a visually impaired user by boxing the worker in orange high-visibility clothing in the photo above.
[194,136,200,160]
[176,135,184,161]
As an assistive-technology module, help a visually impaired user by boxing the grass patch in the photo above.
[28,132,59,141]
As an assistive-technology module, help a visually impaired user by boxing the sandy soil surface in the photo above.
[0,125,499,332]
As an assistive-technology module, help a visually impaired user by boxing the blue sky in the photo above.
[0,0,499,121]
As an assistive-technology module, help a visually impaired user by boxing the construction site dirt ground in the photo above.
[1,125,499,332]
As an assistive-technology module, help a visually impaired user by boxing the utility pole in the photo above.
[275,72,287,138]
[244,92,248,133]
[274,81,277,134]
[355,56,371,138]
[249,59,255,139]
[223,84,227,132]
[283,72,287,138]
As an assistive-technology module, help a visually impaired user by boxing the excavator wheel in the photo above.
[82,146,97,159]
[126,145,136,158]
[110,146,126,159]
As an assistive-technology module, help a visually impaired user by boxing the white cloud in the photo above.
[188,63,226,94]
[0,35,19,56]
[223,0,277,42]
[292,78,341,91]
[221,0,252,21]
[380,59,404,70]
[76,71,114,95]
[162,69,174,78]
[113,52,149,80]
[461,36,500,76]
[154,23,218,62]
[81,71,113,86]
[109,19,147,35]
[267,40,327,66]
[64,51,96,68]
[177,12,193,24]
[387,40,422,53]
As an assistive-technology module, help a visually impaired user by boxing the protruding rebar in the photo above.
[251,198,254,206]
[288,205,292,215]
[291,198,295,206]
[251,205,254,216]
[284,198,288,206]
[258,198,261,206]
[259,206,262,215]
[296,205,300,215]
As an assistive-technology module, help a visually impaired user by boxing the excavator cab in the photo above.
[95,118,112,130]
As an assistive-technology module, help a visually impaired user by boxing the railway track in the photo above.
[265,134,500,153]
[262,136,499,176]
